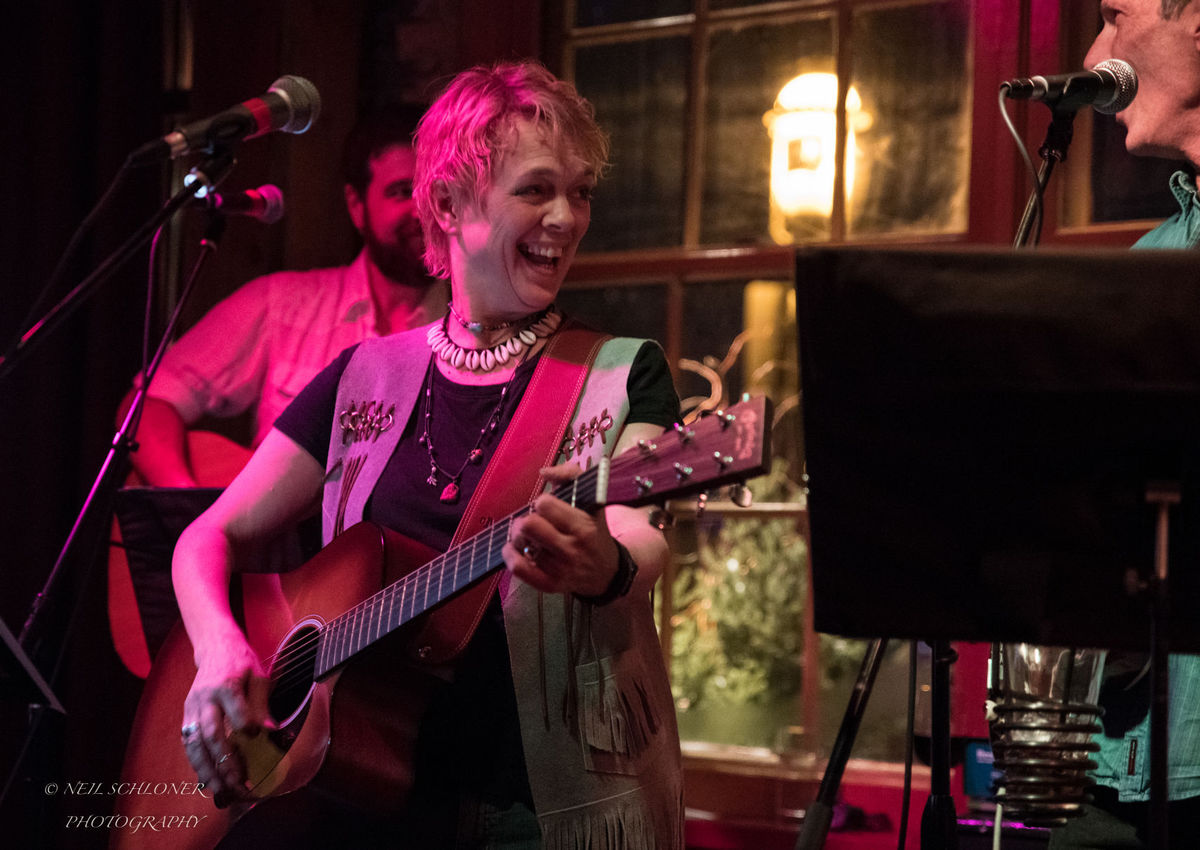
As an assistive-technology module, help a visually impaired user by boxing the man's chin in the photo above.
[1125,135,1182,160]
[369,249,432,287]
[1117,118,1179,160]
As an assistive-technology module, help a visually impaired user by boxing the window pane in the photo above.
[574,38,689,250]
[817,638,912,761]
[556,284,668,343]
[672,279,806,750]
[846,1,970,237]
[702,18,837,245]
[574,0,691,28]
[671,477,808,750]
[679,280,752,404]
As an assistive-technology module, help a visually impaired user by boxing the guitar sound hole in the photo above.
[268,624,319,726]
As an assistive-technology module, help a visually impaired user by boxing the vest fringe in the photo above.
[580,661,659,758]
[540,794,663,850]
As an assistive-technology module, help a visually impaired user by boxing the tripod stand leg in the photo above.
[921,640,959,850]
[795,638,888,850]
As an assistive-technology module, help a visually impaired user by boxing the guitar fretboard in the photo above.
[313,475,594,677]
[304,395,769,678]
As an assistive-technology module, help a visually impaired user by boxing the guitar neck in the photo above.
[310,394,771,677]
[313,474,599,677]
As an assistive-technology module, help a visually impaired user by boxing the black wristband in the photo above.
[578,541,639,606]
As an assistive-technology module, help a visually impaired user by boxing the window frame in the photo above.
[548,0,1165,826]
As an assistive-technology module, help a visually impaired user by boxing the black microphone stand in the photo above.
[17,151,234,653]
[794,638,888,849]
[1012,106,1076,248]
[795,640,960,850]
[796,97,1085,850]
[920,641,959,850]
[0,151,236,821]
[1008,97,1171,848]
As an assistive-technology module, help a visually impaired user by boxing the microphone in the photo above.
[130,76,321,165]
[1001,58,1137,114]
[196,185,285,223]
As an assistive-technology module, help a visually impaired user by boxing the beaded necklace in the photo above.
[426,307,560,373]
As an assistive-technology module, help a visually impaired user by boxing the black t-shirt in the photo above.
[272,337,679,821]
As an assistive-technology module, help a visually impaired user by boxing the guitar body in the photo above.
[111,523,451,850]
[108,431,251,677]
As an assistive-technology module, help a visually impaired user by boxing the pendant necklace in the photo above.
[417,353,527,504]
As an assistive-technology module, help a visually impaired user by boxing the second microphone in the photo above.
[193,185,285,224]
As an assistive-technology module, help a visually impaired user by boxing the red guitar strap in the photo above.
[407,320,610,664]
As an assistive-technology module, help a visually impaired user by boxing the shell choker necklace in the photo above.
[426,304,561,373]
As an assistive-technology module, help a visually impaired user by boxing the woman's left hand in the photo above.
[503,462,620,597]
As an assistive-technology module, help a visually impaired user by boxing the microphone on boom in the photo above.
[1001,59,1137,114]
[130,76,321,165]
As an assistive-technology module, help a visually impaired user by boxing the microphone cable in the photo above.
[999,86,1046,246]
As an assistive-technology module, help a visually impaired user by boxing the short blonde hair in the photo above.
[413,60,609,279]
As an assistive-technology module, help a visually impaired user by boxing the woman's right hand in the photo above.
[172,429,326,801]
[180,636,274,803]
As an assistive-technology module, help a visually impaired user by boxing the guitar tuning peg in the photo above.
[648,506,675,531]
[727,483,753,508]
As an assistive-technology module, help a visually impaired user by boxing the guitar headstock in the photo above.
[605,395,773,508]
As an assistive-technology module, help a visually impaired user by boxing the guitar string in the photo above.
[262,491,552,694]
[261,467,606,692]
[262,509,526,696]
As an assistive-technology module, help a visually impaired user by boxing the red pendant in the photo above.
[440,481,460,504]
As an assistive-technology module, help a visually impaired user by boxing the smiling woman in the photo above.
[125,60,687,850]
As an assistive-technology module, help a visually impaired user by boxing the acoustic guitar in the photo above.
[110,396,771,850]
[108,432,252,678]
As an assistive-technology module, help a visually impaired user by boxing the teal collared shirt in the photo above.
[1091,170,1200,802]
[1132,170,1200,249]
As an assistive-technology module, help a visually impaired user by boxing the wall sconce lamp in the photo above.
[763,72,872,244]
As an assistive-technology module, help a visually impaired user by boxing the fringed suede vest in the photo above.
[321,323,683,848]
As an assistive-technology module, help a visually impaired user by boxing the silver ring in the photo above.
[217,754,231,765]
[181,722,200,739]
[521,543,540,561]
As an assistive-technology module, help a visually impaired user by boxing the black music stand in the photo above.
[794,246,1200,848]
[1,617,62,714]
[111,486,317,658]
[112,486,223,657]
